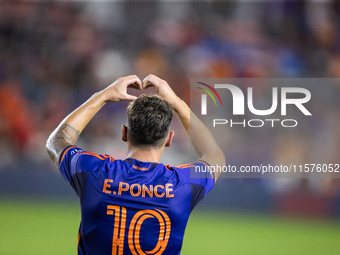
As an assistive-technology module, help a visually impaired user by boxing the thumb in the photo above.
[124,94,138,101]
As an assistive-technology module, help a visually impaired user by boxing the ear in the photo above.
[165,130,175,147]
[122,124,128,142]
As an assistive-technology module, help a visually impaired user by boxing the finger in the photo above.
[142,74,159,89]
[123,94,138,101]
[124,75,142,89]
[143,81,154,89]
[128,82,142,90]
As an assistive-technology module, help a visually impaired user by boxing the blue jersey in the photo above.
[59,145,215,255]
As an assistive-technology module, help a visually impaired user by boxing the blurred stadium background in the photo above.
[1,0,340,254]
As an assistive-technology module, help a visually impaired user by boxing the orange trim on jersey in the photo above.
[77,230,81,255]
[60,146,76,163]
[167,160,215,182]
[175,163,194,169]
[166,164,194,169]
[82,151,104,160]
[197,160,215,180]
[132,165,149,171]
[82,151,115,162]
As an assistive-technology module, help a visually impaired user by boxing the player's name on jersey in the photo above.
[102,179,175,198]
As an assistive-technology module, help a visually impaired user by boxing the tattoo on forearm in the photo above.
[47,124,80,165]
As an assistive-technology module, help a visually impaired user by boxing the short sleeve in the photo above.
[172,160,215,193]
[58,146,115,182]
[58,145,83,182]
[58,146,115,199]
[187,160,215,195]
[171,160,215,213]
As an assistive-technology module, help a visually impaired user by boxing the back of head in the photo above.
[126,95,173,148]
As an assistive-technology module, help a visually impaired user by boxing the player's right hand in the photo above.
[101,75,142,102]
[142,74,180,106]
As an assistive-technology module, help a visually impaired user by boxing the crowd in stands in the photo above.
[1,0,340,204]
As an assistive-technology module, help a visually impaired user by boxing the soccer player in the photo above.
[46,74,225,255]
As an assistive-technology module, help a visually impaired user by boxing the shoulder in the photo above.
[166,160,215,199]
[59,146,116,176]
[165,160,215,183]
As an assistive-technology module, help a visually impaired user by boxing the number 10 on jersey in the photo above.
[107,205,171,255]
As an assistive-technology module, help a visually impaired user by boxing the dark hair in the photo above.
[126,95,173,147]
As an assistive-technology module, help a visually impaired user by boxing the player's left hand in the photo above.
[101,75,142,102]
[142,74,180,107]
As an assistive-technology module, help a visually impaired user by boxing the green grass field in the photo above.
[1,198,340,255]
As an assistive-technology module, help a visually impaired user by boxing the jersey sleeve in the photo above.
[172,160,215,213]
[58,146,82,182]
[58,145,115,198]
[180,160,215,194]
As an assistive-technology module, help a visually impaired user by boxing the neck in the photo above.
[126,145,164,163]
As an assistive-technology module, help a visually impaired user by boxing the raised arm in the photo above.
[46,75,142,167]
[142,75,225,181]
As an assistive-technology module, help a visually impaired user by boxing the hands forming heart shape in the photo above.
[102,74,177,104]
